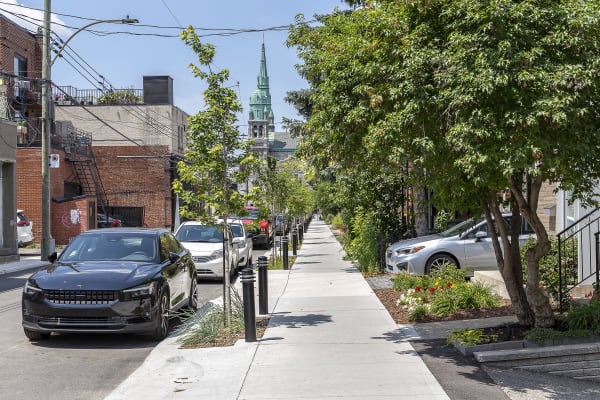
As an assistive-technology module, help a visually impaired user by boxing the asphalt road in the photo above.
[0,248,273,400]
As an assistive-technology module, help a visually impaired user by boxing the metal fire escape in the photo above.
[62,128,109,214]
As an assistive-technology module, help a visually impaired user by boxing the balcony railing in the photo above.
[53,86,144,106]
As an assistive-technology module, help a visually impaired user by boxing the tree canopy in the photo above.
[288,0,600,327]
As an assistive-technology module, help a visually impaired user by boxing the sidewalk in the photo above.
[105,220,449,399]
[0,248,49,275]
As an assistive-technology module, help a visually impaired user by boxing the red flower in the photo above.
[415,285,422,292]
[429,287,436,293]
[447,282,453,288]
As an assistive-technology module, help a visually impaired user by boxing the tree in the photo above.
[288,0,600,327]
[174,27,255,323]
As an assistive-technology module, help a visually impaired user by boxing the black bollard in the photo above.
[282,236,289,270]
[240,268,256,342]
[257,256,268,315]
[298,224,304,242]
[292,229,298,256]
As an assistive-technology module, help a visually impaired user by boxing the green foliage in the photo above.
[429,282,500,317]
[521,237,578,307]
[97,88,141,105]
[346,207,380,274]
[566,300,600,332]
[524,327,597,346]
[176,290,245,347]
[331,213,344,229]
[269,255,297,270]
[393,265,500,321]
[173,27,256,222]
[392,272,427,292]
[433,210,452,233]
[447,328,498,347]
[288,0,600,325]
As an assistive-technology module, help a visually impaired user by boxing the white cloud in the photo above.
[0,1,71,38]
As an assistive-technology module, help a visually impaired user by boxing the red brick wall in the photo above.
[52,198,94,245]
[16,148,91,245]
[17,144,176,243]
[0,15,41,78]
[93,145,174,229]
[16,148,42,243]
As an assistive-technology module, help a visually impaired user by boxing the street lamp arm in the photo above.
[51,17,139,66]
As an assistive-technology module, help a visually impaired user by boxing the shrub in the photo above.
[393,265,501,319]
[345,207,380,274]
[392,272,428,292]
[176,289,245,347]
[521,236,578,307]
[566,299,600,332]
[447,328,497,346]
[331,213,344,229]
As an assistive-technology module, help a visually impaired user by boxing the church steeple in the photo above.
[249,42,275,140]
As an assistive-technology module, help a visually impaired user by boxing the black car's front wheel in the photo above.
[147,289,169,341]
[23,328,50,341]
[188,279,198,311]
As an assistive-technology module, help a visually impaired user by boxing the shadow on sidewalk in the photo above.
[268,312,332,329]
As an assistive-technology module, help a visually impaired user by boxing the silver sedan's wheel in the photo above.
[425,253,458,274]
[188,279,198,311]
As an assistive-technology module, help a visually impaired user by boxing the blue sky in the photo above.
[1,0,348,130]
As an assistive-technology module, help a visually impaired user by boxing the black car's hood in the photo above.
[30,261,161,291]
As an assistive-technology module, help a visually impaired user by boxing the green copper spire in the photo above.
[249,42,274,126]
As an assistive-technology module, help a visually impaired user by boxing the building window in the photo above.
[177,125,185,151]
[14,55,27,77]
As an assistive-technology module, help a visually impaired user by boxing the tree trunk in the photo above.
[486,198,534,326]
[509,175,555,327]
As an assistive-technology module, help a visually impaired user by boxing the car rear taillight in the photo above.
[17,220,30,227]
[112,221,121,227]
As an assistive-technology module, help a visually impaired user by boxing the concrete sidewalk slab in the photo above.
[104,219,450,400]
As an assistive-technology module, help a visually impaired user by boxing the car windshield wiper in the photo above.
[58,261,80,272]
[183,239,212,242]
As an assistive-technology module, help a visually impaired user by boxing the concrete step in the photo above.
[474,342,600,382]
[472,270,509,299]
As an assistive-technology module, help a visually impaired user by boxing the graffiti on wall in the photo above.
[61,209,81,228]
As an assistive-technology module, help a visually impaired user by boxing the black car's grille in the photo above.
[44,290,119,305]
[37,316,127,330]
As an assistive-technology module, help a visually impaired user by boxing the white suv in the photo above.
[174,221,239,280]
[17,209,34,247]
[227,219,253,269]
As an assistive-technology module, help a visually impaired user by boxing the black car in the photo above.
[22,228,198,341]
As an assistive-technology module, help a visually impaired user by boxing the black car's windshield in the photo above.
[59,233,158,262]
[175,225,223,243]
[439,218,482,238]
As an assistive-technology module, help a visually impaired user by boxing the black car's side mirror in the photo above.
[48,252,57,263]
[169,252,181,263]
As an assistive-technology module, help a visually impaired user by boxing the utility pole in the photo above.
[39,10,138,261]
[40,0,53,261]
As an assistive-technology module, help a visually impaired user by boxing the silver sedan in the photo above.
[385,215,534,276]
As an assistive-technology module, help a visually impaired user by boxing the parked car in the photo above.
[174,221,239,280]
[226,219,253,269]
[21,228,197,341]
[16,209,34,247]
[240,206,273,249]
[385,214,535,276]
[274,213,290,236]
[97,213,122,228]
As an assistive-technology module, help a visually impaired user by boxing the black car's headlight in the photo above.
[24,279,42,295]
[122,281,157,300]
